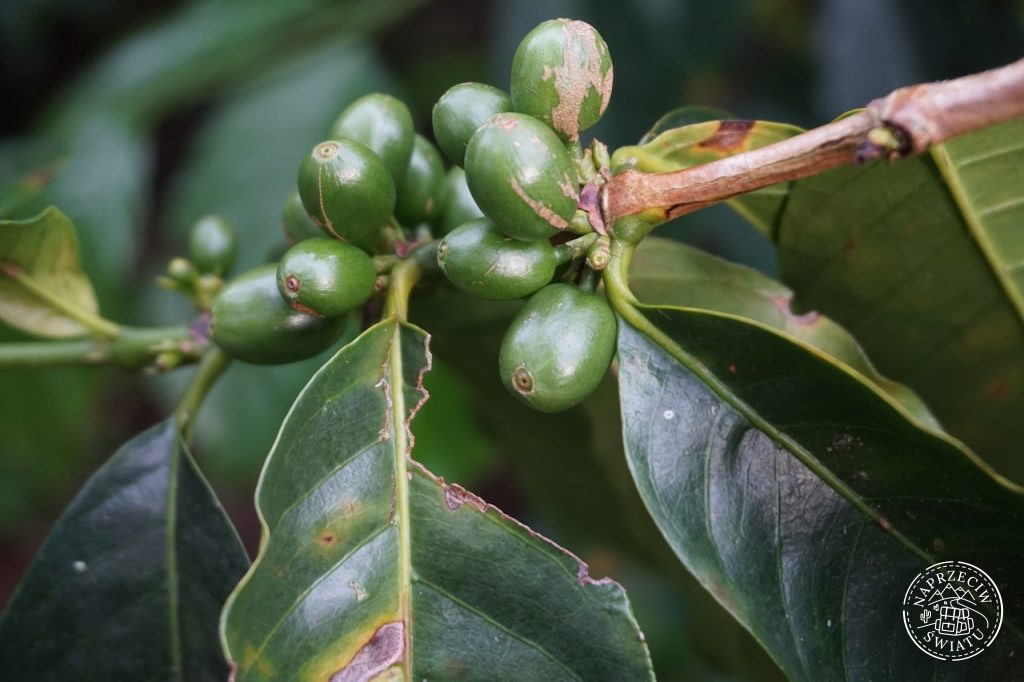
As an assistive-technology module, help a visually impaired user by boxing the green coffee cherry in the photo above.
[510,19,613,142]
[465,113,577,241]
[394,134,446,227]
[499,283,616,412]
[438,218,556,300]
[432,82,512,166]
[297,139,395,245]
[435,167,483,236]
[330,93,414,185]
[281,189,323,243]
[211,264,346,365]
[188,215,237,276]
[277,237,375,317]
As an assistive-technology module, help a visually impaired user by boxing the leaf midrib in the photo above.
[389,321,414,682]
[166,428,183,682]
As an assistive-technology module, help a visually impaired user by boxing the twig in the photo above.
[174,347,230,442]
[0,325,205,369]
[603,58,1024,226]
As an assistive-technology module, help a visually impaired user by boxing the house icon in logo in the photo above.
[936,606,974,636]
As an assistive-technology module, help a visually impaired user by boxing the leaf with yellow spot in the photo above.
[221,318,653,680]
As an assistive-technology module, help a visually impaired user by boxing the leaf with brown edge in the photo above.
[611,118,804,237]
[220,318,653,681]
[776,117,1024,483]
[628,236,938,426]
[0,206,101,337]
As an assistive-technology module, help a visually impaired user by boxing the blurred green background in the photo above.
[1,0,1021,678]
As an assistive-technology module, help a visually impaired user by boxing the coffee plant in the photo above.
[1,13,1023,681]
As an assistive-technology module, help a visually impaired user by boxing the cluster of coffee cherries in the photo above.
[206,18,619,413]
[208,89,462,366]
[434,18,617,412]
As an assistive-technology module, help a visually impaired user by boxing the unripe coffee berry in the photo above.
[438,218,556,300]
[212,264,346,365]
[432,82,512,167]
[281,189,323,243]
[394,135,446,227]
[465,113,577,241]
[297,139,395,246]
[499,283,617,412]
[188,215,237,276]
[277,238,375,317]
[510,19,613,142]
[330,93,414,186]
[435,167,483,236]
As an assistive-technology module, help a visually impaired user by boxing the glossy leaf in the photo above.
[222,319,653,680]
[0,206,100,337]
[612,118,803,236]
[629,236,937,425]
[413,288,784,680]
[0,420,250,679]
[776,118,1024,482]
[613,289,1024,680]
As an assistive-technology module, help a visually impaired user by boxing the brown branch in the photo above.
[603,57,1024,225]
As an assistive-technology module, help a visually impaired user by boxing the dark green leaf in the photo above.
[0,420,250,680]
[413,285,787,679]
[776,118,1024,482]
[614,292,1024,680]
[629,236,937,424]
[612,119,803,237]
[222,319,653,680]
[0,206,100,337]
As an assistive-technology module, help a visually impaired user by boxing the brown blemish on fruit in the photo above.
[549,21,613,141]
[508,177,569,229]
[329,621,404,682]
[284,274,301,293]
[493,113,519,130]
[512,365,534,395]
[443,483,487,513]
[288,300,324,318]
[316,164,341,240]
[697,120,756,153]
[558,175,579,201]
[315,141,341,161]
